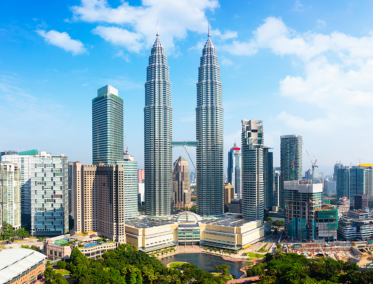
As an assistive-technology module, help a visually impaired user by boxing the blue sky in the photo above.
[1,0,373,175]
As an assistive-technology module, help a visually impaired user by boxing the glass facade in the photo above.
[178,224,200,245]
[280,135,302,208]
[121,160,139,220]
[92,86,124,165]
[144,35,173,216]
[337,166,350,200]
[2,151,69,235]
[227,144,241,198]
[196,35,224,216]
[263,148,273,209]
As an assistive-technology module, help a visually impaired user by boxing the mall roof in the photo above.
[199,217,249,227]
[126,217,175,228]
[0,248,46,283]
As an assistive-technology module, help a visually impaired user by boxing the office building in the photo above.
[227,144,241,198]
[2,150,69,236]
[138,169,145,183]
[68,162,73,216]
[280,135,302,208]
[144,32,173,216]
[324,180,336,195]
[305,169,312,181]
[172,156,192,210]
[284,180,322,241]
[0,150,18,161]
[121,153,139,220]
[0,162,21,229]
[263,147,273,209]
[224,183,235,212]
[336,166,350,200]
[227,199,242,214]
[138,183,145,205]
[349,165,373,201]
[92,85,124,165]
[241,119,264,221]
[354,194,368,210]
[190,172,196,183]
[334,162,343,181]
[0,248,46,284]
[72,162,126,242]
[273,169,280,207]
[338,210,373,241]
[196,31,224,216]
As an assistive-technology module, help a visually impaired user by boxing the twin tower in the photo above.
[144,31,224,216]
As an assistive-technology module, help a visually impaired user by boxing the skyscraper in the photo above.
[280,135,302,208]
[144,32,173,216]
[122,153,139,220]
[263,147,273,209]
[92,85,124,165]
[273,169,281,207]
[172,156,192,210]
[227,144,241,198]
[2,150,69,236]
[241,119,264,221]
[334,162,343,181]
[196,31,224,216]
[336,166,350,200]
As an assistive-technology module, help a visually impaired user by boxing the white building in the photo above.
[0,162,21,229]
[2,150,69,236]
[121,153,138,220]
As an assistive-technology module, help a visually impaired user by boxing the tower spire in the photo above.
[208,20,210,37]
[157,20,159,37]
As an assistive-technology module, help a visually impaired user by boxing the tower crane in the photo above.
[306,150,318,184]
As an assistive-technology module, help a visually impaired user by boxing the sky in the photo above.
[1,0,373,176]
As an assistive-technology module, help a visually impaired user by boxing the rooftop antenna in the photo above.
[157,20,159,37]
[208,20,210,37]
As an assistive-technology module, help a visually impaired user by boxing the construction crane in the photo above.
[306,150,318,184]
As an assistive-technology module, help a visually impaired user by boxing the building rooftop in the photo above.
[199,217,250,227]
[0,248,46,283]
[171,212,202,223]
[126,217,175,229]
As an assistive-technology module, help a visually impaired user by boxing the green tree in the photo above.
[265,217,274,223]
[276,243,282,249]
[57,261,66,269]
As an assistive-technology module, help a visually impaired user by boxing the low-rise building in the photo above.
[337,197,350,214]
[338,212,373,241]
[0,248,46,284]
[315,206,338,241]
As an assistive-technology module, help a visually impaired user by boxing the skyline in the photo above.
[2,0,373,174]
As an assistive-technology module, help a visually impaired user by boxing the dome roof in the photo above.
[172,212,202,223]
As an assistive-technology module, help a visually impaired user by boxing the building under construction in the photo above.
[284,180,322,241]
[316,207,338,241]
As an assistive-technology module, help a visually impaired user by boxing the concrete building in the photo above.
[305,169,312,181]
[119,153,139,220]
[172,156,192,210]
[92,85,123,165]
[2,150,69,236]
[0,162,21,229]
[241,120,264,221]
[336,166,350,200]
[227,199,242,214]
[125,212,264,252]
[324,180,336,195]
[68,162,73,216]
[196,31,224,217]
[190,172,196,183]
[315,206,338,241]
[0,248,46,284]
[144,32,173,216]
[354,194,368,210]
[227,144,241,198]
[224,183,235,212]
[280,135,302,208]
[263,147,273,209]
[138,183,145,205]
[338,210,373,241]
[284,180,322,241]
[337,197,350,213]
[138,169,145,183]
[72,162,126,242]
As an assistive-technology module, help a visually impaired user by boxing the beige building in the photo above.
[72,162,126,242]
[224,183,235,212]
[172,157,192,209]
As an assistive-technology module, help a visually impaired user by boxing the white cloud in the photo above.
[317,19,326,28]
[292,0,303,11]
[93,26,143,53]
[224,17,373,169]
[71,0,220,53]
[221,57,233,66]
[37,30,87,55]
[113,50,130,62]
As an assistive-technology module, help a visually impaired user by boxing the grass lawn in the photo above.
[169,262,189,269]
[248,252,265,258]
[56,269,70,275]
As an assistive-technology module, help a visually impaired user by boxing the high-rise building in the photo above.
[2,150,69,236]
[284,180,322,241]
[0,162,21,229]
[334,162,343,181]
[263,147,273,209]
[273,169,281,207]
[144,32,173,216]
[336,166,350,200]
[350,165,373,201]
[224,183,235,212]
[92,85,124,165]
[354,194,368,210]
[172,156,192,210]
[227,144,241,198]
[196,32,224,216]
[137,169,145,183]
[68,162,73,216]
[305,169,312,181]
[190,172,196,183]
[241,119,264,221]
[280,135,302,208]
[121,154,138,220]
[72,162,126,242]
